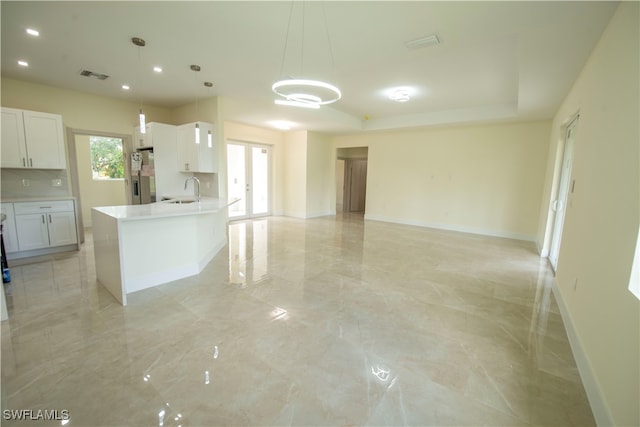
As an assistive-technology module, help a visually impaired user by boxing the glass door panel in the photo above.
[227,142,270,219]
[252,146,269,215]
[227,143,247,218]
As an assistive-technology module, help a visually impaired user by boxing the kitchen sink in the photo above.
[159,198,197,204]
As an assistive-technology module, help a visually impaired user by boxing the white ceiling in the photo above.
[1,1,618,133]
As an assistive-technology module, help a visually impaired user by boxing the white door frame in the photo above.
[548,115,579,271]
[226,141,272,220]
[66,128,131,243]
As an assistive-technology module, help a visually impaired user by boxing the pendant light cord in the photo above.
[277,0,335,78]
[137,46,143,110]
[321,0,336,70]
[300,1,305,76]
[277,1,295,78]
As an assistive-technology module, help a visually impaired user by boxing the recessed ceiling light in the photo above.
[26,28,40,36]
[122,84,130,90]
[18,60,29,67]
[153,66,162,73]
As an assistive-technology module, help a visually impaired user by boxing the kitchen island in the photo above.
[92,198,237,306]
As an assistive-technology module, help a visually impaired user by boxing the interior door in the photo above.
[227,142,271,219]
[549,116,579,271]
[344,159,368,213]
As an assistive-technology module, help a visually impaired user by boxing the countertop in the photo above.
[92,197,239,221]
[1,196,76,203]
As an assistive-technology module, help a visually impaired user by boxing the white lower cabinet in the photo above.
[0,203,19,253]
[13,200,77,251]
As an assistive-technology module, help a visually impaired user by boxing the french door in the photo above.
[227,142,271,219]
[549,116,579,271]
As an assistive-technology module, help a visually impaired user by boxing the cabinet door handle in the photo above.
[42,215,45,224]
[49,214,52,223]
[29,158,33,167]
[22,158,26,167]
[39,206,53,209]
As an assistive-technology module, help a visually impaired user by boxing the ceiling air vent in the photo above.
[405,33,441,50]
[80,69,110,80]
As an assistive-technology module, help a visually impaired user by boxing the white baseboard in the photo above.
[305,210,334,219]
[282,210,334,219]
[363,214,536,242]
[551,281,614,426]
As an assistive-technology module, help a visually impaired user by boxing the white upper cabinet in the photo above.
[1,107,66,169]
[177,122,217,173]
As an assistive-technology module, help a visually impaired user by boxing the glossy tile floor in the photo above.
[1,215,594,426]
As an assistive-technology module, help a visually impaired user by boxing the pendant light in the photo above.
[204,81,214,148]
[272,1,341,109]
[191,65,201,144]
[132,37,147,134]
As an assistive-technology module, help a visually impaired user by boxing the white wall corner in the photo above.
[551,280,615,427]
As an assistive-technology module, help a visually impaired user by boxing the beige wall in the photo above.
[306,132,333,218]
[171,97,218,126]
[74,135,126,227]
[283,131,308,218]
[537,3,639,425]
[1,77,174,135]
[331,121,551,240]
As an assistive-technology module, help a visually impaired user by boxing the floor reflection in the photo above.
[1,215,595,426]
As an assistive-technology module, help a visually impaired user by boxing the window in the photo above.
[90,136,124,180]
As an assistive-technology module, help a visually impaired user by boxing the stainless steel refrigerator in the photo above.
[130,149,156,204]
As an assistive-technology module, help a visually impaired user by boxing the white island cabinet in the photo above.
[91,198,236,306]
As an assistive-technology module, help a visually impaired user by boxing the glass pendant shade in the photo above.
[139,110,146,134]
[195,123,200,144]
[207,130,212,148]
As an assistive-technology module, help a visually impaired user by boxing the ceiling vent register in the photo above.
[80,69,110,80]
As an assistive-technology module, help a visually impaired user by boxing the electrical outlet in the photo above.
[573,278,578,291]
[21,179,30,187]
[52,179,62,187]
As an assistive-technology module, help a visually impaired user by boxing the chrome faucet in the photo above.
[184,176,201,202]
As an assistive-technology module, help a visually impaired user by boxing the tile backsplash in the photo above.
[1,168,71,199]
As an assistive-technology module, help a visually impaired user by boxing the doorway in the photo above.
[67,128,131,242]
[548,116,579,271]
[336,147,368,214]
[344,159,368,212]
[227,142,271,219]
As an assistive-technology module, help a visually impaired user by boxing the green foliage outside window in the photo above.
[90,136,124,179]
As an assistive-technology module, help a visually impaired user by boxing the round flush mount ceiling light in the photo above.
[389,88,411,102]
